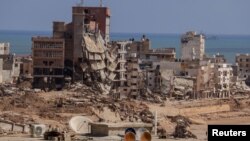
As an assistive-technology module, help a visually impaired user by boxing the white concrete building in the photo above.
[181,31,205,61]
[0,43,10,55]
[214,63,233,98]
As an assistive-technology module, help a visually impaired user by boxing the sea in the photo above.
[0,30,250,63]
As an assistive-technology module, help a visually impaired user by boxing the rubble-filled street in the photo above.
[1,1,250,141]
[0,82,250,140]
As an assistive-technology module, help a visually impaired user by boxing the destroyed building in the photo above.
[236,54,250,79]
[32,6,111,90]
[0,43,20,83]
[195,61,215,98]
[18,55,33,79]
[31,4,176,97]
[181,31,205,61]
[153,60,215,99]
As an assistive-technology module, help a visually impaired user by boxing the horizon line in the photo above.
[1,29,250,36]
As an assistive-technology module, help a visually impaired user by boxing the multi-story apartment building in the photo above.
[214,63,233,98]
[181,31,205,61]
[236,54,250,79]
[32,37,65,89]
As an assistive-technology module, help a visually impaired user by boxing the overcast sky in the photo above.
[0,0,249,35]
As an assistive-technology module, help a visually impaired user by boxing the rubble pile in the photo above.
[0,83,41,97]
[232,81,250,94]
[17,80,32,90]
[173,78,193,99]
[67,90,154,123]
[65,83,155,123]
[0,84,19,96]
[139,90,164,103]
[79,33,118,95]
[169,115,197,139]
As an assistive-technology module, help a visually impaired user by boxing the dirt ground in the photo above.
[0,89,250,141]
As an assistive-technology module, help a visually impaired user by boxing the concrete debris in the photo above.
[157,127,167,139]
[170,115,197,139]
[233,81,250,92]
[80,33,117,95]
[66,84,155,123]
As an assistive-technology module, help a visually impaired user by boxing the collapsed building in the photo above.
[29,3,248,100]
[31,5,177,97]
[32,6,112,91]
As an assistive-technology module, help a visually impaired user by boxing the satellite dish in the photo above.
[69,116,93,134]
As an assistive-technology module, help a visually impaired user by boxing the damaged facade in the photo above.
[32,6,112,92]
[181,31,205,61]
[29,4,245,101]
[0,43,20,83]
[30,5,175,97]
[236,54,250,79]
[214,63,233,97]
[32,37,65,89]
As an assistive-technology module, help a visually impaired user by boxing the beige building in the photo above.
[0,43,20,83]
[127,36,176,62]
[214,63,233,98]
[196,62,215,98]
[126,54,144,98]
[16,55,33,79]
[181,31,205,61]
[32,37,65,89]
[145,65,161,93]
[0,43,10,55]
[210,53,226,63]
[236,54,250,79]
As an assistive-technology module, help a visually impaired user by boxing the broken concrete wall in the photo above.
[80,32,117,94]
[0,56,15,84]
[154,61,182,75]
[161,69,174,95]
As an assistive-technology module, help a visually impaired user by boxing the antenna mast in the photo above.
[80,0,84,6]
[100,0,103,7]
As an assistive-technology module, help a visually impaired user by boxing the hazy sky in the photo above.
[0,0,250,35]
